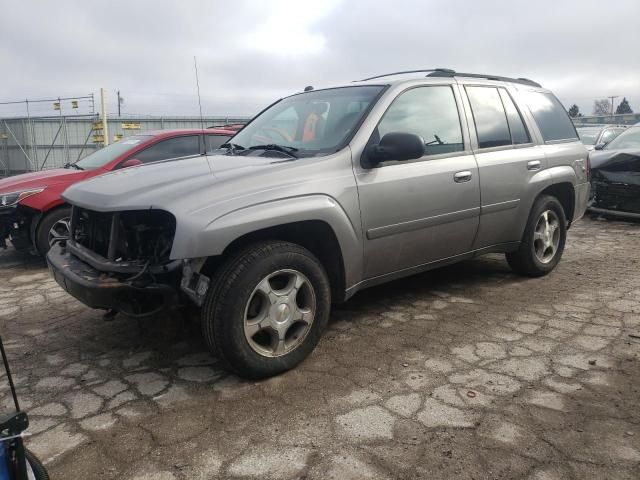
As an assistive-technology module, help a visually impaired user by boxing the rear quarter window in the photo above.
[520,91,578,142]
[205,134,230,152]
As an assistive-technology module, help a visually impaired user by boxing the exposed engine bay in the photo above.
[72,207,176,266]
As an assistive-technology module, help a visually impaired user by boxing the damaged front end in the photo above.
[590,151,640,218]
[47,206,182,317]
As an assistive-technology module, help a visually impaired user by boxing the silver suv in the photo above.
[48,69,590,378]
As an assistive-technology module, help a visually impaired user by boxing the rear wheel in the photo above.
[202,241,331,379]
[506,195,567,277]
[35,207,71,256]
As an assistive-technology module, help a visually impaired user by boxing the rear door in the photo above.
[354,84,481,279]
[461,84,548,249]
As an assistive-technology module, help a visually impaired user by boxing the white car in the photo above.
[576,125,627,151]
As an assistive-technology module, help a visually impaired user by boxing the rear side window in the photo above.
[520,91,578,142]
[499,89,530,144]
[205,134,230,152]
[134,135,201,163]
[466,87,511,148]
[376,85,464,156]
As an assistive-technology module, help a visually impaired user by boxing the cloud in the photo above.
[1,0,638,117]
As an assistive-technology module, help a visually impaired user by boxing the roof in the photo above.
[134,128,235,138]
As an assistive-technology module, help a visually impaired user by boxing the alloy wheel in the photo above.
[533,210,560,264]
[48,217,71,248]
[243,269,316,357]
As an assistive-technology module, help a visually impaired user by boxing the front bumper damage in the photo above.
[47,242,181,317]
[0,206,32,250]
[589,149,640,218]
[47,206,214,316]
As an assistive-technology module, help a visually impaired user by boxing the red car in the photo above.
[0,128,234,255]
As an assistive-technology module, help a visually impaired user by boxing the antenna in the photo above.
[193,56,205,131]
[0,335,20,412]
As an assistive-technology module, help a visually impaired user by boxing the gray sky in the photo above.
[1,0,639,118]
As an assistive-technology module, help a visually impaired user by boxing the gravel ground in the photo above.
[0,215,638,480]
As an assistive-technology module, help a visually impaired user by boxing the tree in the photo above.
[593,99,611,116]
[615,97,633,114]
[568,104,580,117]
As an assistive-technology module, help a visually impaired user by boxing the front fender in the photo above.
[170,194,363,287]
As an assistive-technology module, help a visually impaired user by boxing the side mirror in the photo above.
[120,158,143,168]
[363,132,425,167]
[594,143,606,150]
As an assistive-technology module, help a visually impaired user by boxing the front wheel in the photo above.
[35,207,71,256]
[25,448,50,480]
[202,241,331,379]
[506,195,567,277]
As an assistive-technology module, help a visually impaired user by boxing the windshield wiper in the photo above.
[248,144,298,158]
[63,162,84,170]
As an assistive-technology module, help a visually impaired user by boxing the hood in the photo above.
[590,148,640,171]
[590,148,640,187]
[0,168,86,193]
[62,154,282,212]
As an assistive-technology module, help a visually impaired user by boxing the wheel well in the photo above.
[203,220,347,302]
[540,182,575,226]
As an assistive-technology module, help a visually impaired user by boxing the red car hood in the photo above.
[0,168,88,193]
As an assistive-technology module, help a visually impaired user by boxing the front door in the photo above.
[354,84,481,279]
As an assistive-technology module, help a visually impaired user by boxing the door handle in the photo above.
[454,171,472,183]
[527,160,542,171]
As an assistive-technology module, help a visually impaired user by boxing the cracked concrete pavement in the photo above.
[0,215,639,479]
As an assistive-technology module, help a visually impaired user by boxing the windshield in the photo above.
[228,86,384,156]
[576,128,600,145]
[75,135,153,170]
[604,127,640,150]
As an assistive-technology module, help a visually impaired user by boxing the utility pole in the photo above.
[100,88,109,146]
[117,90,121,117]
[608,95,619,115]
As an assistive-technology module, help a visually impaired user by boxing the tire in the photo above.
[506,195,567,277]
[25,448,50,480]
[35,207,71,256]
[202,241,331,379]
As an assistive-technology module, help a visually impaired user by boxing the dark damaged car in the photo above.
[589,126,640,218]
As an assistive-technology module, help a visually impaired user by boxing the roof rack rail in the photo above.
[426,70,542,88]
[358,68,542,88]
[359,68,455,82]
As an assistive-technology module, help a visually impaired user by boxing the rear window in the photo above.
[466,86,511,149]
[521,91,578,142]
[577,128,601,145]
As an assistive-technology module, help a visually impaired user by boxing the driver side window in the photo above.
[377,86,464,156]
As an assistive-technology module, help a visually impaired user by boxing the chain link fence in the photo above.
[0,115,250,177]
